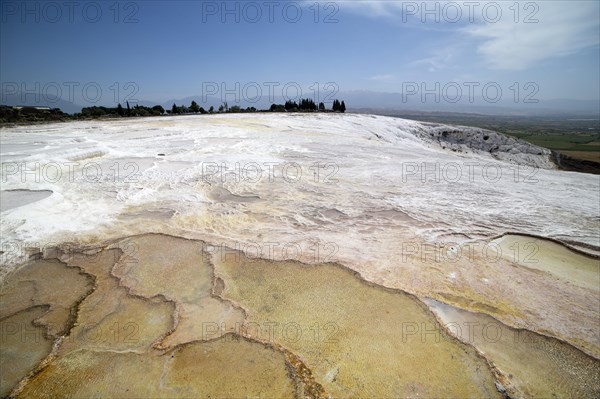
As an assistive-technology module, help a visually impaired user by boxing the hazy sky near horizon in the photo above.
[1,0,599,107]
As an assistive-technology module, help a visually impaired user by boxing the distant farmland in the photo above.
[356,110,600,162]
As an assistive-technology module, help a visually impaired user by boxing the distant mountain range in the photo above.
[1,94,83,114]
[339,91,600,116]
[2,90,598,117]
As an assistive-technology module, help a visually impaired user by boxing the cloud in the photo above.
[463,1,600,70]
[368,74,396,81]
[332,1,474,23]
[409,50,457,72]
[333,1,600,71]
[334,1,401,19]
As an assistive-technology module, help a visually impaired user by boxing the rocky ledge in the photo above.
[418,124,555,169]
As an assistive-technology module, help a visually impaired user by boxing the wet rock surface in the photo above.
[1,234,598,398]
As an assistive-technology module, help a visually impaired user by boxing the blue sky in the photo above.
[1,0,599,108]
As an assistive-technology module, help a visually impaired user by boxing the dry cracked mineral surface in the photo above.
[1,114,599,398]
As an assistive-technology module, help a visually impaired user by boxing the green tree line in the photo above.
[1,98,348,124]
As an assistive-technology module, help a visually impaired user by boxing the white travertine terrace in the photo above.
[1,113,599,360]
[1,114,597,249]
